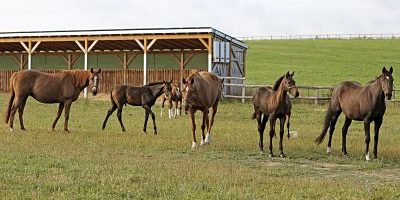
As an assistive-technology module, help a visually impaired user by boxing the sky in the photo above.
[1,0,400,37]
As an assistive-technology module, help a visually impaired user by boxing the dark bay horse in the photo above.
[5,68,101,132]
[183,70,223,149]
[161,81,182,119]
[315,67,394,161]
[252,72,299,157]
[101,81,171,134]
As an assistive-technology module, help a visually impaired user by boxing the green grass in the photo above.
[246,39,400,87]
[1,94,400,199]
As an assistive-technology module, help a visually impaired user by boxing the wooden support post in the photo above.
[208,37,212,72]
[180,52,184,89]
[123,52,127,85]
[143,39,148,85]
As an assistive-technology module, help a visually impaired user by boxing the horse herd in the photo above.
[3,67,395,161]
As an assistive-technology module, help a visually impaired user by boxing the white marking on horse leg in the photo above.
[200,139,205,146]
[168,109,172,119]
[366,152,371,161]
[9,128,13,132]
[327,147,332,154]
[174,108,177,117]
[160,109,163,117]
[205,133,211,144]
[191,142,197,149]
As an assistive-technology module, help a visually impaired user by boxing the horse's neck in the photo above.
[275,82,287,102]
[368,79,385,104]
[150,84,165,98]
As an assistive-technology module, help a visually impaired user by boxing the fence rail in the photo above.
[222,82,399,104]
[237,33,400,41]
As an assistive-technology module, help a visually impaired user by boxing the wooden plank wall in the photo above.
[0,69,197,94]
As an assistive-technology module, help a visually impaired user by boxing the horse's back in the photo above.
[199,72,223,105]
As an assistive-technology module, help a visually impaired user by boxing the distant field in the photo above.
[246,39,400,86]
[1,94,400,198]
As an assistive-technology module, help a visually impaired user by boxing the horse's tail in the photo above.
[315,101,332,144]
[5,74,16,124]
[251,92,259,120]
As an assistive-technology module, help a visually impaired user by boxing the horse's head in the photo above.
[282,71,299,98]
[182,75,197,113]
[163,80,173,97]
[172,82,181,97]
[379,66,394,100]
[89,68,101,96]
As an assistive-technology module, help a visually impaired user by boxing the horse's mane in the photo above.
[272,75,285,91]
[187,69,200,80]
[368,75,382,84]
[145,82,164,86]
[62,70,91,88]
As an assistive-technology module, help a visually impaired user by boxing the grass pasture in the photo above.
[1,94,400,199]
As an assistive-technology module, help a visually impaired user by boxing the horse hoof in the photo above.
[279,154,286,158]
[365,153,371,161]
[9,128,13,132]
[191,142,197,149]
[269,153,274,158]
[326,147,332,154]
[205,134,211,144]
[200,140,205,146]
[21,127,26,131]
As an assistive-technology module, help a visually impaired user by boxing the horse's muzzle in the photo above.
[92,87,98,96]
[386,93,392,100]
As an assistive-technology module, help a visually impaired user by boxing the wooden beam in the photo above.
[147,39,157,50]
[87,40,98,52]
[199,38,209,49]
[183,53,194,66]
[135,39,144,50]
[0,34,211,43]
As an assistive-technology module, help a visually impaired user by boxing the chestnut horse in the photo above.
[161,82,182,119]
[315,67,394,160]
[183,70,223,149]
[102,81,171,134]
[5,68,101,132]
[252,72,299,157]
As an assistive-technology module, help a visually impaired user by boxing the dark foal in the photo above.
[252,72,299,157]
[102,81,171,134]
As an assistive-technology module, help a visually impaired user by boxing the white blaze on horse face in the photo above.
[366,152,371,161]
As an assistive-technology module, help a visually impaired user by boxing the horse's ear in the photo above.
[291,71,295,76]
[221,78,224,84]
[90,68,94,73]
[182,78,187,84]
[97,68,101,73]
[382,66,387,74]
[389,66,393,74]
[286,71,290,77]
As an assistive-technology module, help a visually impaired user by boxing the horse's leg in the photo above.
[143,105,157,134]
[327,110,341,154]
[286,112,291,139]
[161,96,165,117]
[102,103,117,130]
[179,100,182,116]
[257,113,268,152]
[63,101,72,132]
[364,118,372,161]
[17,96,28,130]
[341,117,352,156]
[143,110,149,134]
[373,117,382,159]
[174,100,178,118]
[200,109,208,145]
[206,103,219,144]
[116,106,126,132]
[168,99,173,119]
[279,117,286,158]
[51,103,64,131]
[9,96,22,131]
[189,110,197,149]
[268,115,277,157]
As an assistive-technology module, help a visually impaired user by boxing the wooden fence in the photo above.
[237,33,400,41]
[223,82,399,104]
[0,69,195,94]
